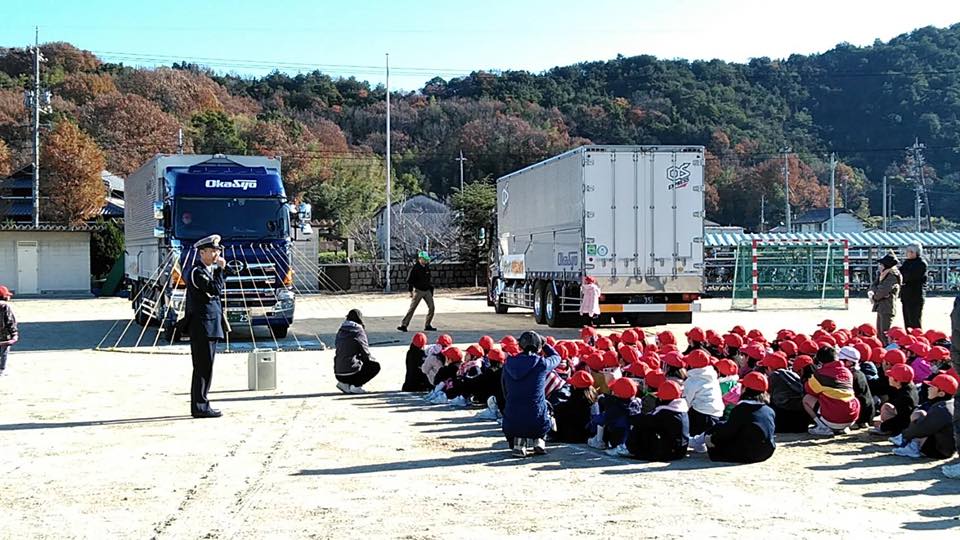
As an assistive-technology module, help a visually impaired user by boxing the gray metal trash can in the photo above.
[248,350,277,390]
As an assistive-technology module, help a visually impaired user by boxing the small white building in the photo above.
[0,225,93,296]
[788,208,866,234]
[373,194,456,262]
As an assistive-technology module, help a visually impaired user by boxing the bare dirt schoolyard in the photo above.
[1,293,959,539]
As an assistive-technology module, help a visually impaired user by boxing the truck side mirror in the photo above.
[153,227,167,238]
[153,201,164,220]
[297,202,312,222]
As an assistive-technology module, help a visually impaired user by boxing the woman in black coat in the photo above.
[899,244,927,330]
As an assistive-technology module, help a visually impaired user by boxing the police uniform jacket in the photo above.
[186,264,226,339]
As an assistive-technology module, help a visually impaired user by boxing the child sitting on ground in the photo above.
[624,380,690,461]
[769,355,813,433]
[550,370,598,444]
[891,374,958,459]
[402,332,433,392]
[872,363,919,436]
[425,346,464,405]
[804,347,861,436]
[716,359,741,419]
[682,350,725,445]
[474,347,506,420]
[588,377,642,454]
[838,346,876,429]
[699,372,777,464]
[421,335,454,401]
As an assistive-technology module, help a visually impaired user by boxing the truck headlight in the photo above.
[275,289,295,311]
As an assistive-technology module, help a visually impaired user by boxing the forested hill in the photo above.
[2,23,960,229]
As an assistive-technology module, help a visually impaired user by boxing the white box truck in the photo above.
[487,145,705,327]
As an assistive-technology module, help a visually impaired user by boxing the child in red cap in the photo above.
[891,374,958,459]
[426,347,465,405]
[622,380,690,461]
[402,332,434,392]
[696,372,776,464]
[421,335,453,401]
[682,350,725,446]
[804,347,861,436]
[446,345,489,407]
[588,377,642,454]
[474,347,507,421]
[716,359,741,419]
[550,371,598,444]
[872,363,919,436]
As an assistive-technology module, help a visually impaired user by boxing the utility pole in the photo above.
[829,152,836,233]
[908,138,933,232]
[455,150,467,192]
[384,53,392,292]
[882,175,888,233]
[28,27,47,228]
[760,194,766,233]
[177,127,184,154]
[781,147,791,231]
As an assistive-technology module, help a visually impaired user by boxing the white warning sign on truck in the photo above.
[500,254,526,280]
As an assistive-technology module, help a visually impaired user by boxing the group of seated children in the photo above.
[400,319,958,462]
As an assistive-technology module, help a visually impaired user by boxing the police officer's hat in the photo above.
[194,234,223,250]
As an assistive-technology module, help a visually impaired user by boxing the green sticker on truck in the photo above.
[586,244,598,256]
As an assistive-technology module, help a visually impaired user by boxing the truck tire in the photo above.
[545,284,563,328]
[533,281,546,324]
[492,279,509,314]
[271,325,289,339]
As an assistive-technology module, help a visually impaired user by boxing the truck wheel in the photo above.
[533,281,546,324]
[492,279,509,314]
[495,293,509,314]
[545,284,563,328]
[271,325,289,339]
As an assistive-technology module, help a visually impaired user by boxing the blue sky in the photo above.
[4,0,960,90]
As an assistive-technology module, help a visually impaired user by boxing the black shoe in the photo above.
[424,325,438,332]
[397,326,407,332]
[192,409,222,418]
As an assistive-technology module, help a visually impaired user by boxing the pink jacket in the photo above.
[580,283,601,317]
[910,357,933,384]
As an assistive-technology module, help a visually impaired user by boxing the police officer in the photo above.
[186,234,227,418]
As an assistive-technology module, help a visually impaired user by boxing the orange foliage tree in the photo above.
[40,121,106,225]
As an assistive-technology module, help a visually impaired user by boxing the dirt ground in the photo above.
[1,292,959,539]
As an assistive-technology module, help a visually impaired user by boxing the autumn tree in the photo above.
[0,139,11,177]
[115,67,223,118]
[40,121,106,225]
[56,72,118,105]
[79,93,183,176]
[190,110,246,154]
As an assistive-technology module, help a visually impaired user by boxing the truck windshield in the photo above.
[175,197,288,240]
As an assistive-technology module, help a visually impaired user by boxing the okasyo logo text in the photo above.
[205,179,258,190]
[666,163,691,190]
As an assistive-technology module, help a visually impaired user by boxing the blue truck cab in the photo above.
[124,154,311,339]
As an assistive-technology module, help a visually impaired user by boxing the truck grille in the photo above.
[224,261,277,309]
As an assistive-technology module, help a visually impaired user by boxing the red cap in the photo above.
[909,327,924,337]
[908,342,931,358]
[621,329,639,345]
[716,359,739,377]
[793,355,814,374]
[437,334,454,348]
[501,335,518,346]
[478,335,495,352]
[887,363,914,384]
[864,336,884,349]
[779,340,798,356]
[584,353,604,371]
[777,329,796,341]
[0,285,11,299]
[657,331,676,346]
[568,370,595,389]
[798,340,820,356]
[887,326,907,340]
[624,362,650,378]
[466,344,484,359]
[853,343,872,364]
[608,333,621,345]
[610,377,639,399]
[857,324,877,337]
[577,342,592,356]
[686,327,706,343]
[602,350,620,369]
[545,336,557,347]
[442,347,464,362]
[411,332,428,349]
[741,371,769,393]
[645,370,666,389]
[925,330,948,343]
[819,319,837,332]
[742,344,766,361]
[707,330,723,347]
[817,335,837,348]
[897,335,917,349]
[580,326,598,340]
[747,329,765,342]
[597,337,613,351]
[663,351,685,369]
[723,333,744,349]
[870,347,886,365]
[685,349,712,369]
[656,380,683,401]
[759,353,788,371]
[731,325,747,336]
[928,346,950,362]
[620,345,640,365]
[930,373,959,395]
[487,347,506,363]
[660,344,679,354]
[503,342,521,356]
[645,343,659,354]
[883,349,907,365]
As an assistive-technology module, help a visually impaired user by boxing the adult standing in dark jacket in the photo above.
[501,331,561,457]
[943,296,960,479]
[899,244,927,330]
[335,309,381,394]
[398,251,437,332]
[0,285,18,376]
[186,235,227,418]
